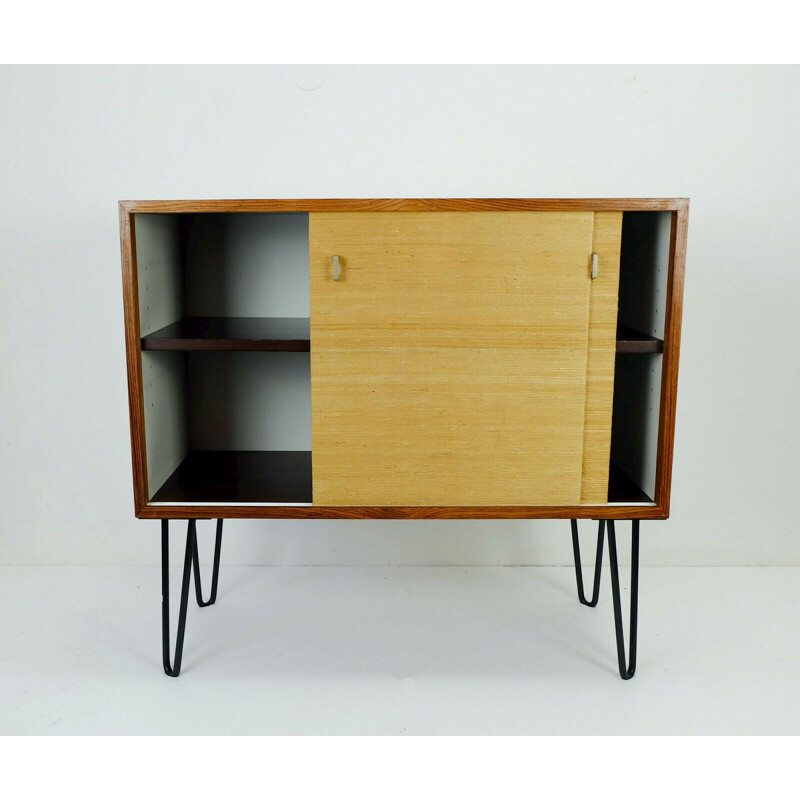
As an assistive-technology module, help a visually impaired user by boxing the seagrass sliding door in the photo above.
[309,211,622,507]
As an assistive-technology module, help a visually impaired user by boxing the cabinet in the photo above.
[120,198,689,678]
[122,199,686,519]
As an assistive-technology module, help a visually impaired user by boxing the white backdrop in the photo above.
[1,65,798,566]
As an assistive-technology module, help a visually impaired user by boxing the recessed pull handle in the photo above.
[591,253,598,280]
[333,255,340,281]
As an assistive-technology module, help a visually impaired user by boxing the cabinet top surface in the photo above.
[120,198,689,214]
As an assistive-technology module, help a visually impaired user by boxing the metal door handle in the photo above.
[333,255,340,281]
[591,253,598,280]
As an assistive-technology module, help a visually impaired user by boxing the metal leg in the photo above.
[192,519,223,607]
[161,520,193,677]
[161,519,224,677]
[571,519,605,607]
[570,518,640,680]
[607,520,639,680]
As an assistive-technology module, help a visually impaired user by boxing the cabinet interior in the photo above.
[611,211,671,503]
[137,213,312,504]
[134,210,670,507]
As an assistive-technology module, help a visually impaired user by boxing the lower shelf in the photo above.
[149,452,649,507]
[608,462,652,504]
[151,451,313,504]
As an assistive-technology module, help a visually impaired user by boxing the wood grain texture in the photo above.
[119,208,149,509]
[141,459,650,517]
[120,198,689,214]
[653,205,689,513]
[141,317,311,351]
[310,211,600,506]
[616,323,664,353]
[138,504,662,520]
[580,212,622,503]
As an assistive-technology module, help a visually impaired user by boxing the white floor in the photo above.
[1,564,798,734]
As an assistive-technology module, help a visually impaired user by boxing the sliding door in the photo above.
[309,211,620,506]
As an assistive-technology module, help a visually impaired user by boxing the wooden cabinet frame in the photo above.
[120,198,688,520]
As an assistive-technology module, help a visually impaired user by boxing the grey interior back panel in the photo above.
[188,352,311,451]
[182,213,311,453]
[611,212,672,500]
[617,212,670,339]
[135,215,188,497]
[136,214,183,336]
[183,213,310,317]
[611,353,662,500]
[142,351,188,496]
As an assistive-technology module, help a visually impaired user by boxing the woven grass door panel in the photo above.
[309,211,620,506]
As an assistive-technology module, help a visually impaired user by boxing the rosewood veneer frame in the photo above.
[120,198,688,521]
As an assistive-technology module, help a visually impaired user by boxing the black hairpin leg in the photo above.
[161,519,224,677]
[607,520,638,680]
[571,519,605,606]
[570,518,640,680]
[192,519,223,607]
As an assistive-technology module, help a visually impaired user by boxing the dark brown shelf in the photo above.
[142,317,661,355]
[151,451,312,504]
[616,323,663,354]
[141,317,310,352]
[149,454,647,506]
[608,462,652,504]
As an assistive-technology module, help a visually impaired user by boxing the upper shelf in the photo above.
[141,316,662,354]
[141,317,311,352]
[615,323,664,354]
